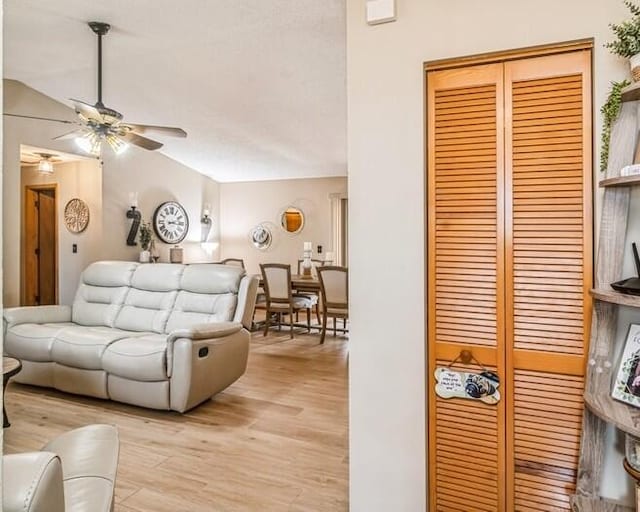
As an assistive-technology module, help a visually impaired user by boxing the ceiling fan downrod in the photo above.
[88,22,110,108]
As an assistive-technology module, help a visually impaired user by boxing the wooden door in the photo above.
[504,50,592,511]
[427,62,506,512]
[427,48,592,511]
[23,186,57,305]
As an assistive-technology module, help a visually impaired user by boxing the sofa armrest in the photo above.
[233,274,259,330]
[166,322,244,377]
[3,305,72,329]
[167,321,243,343]
[3,452,65,512]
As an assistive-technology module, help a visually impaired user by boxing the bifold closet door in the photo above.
[504,50,592,511]
[427,63,506,512]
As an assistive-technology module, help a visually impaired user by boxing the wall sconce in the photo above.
[126,192,141,246]
[37,153,54,174]
[201,203,212,243]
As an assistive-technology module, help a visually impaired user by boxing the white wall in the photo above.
[347,0,632,510]
[219,177,347,275]
[21,159,103,305]
[3,80,221,306]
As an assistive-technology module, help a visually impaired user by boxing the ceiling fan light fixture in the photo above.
[75,131,101,156]
[37,154,54,174]
[106,134,129,155]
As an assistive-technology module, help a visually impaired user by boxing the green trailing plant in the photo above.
[139,221,153,250]
[601,79,631,172]
[606,1,640,57]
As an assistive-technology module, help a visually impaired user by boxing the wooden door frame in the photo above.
[424,38,594,511]
[22,184,59,305]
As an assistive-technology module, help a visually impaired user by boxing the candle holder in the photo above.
[301,242,313,278]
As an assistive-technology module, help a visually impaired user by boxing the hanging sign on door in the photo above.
[435,367,501,405]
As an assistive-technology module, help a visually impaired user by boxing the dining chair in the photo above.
[260,263,318,338]
[220,258,246,269]
[317,266,348,344]
[295,259,329,324]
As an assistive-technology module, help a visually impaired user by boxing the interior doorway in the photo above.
[22,185,57,305]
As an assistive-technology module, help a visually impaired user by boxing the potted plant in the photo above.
[601,79,631,172]
[607,1,640,81]
[138,221,153,263]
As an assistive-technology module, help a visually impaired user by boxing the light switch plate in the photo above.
[366,0,396,25]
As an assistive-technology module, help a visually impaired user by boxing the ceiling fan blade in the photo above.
[4,113,75,125]
[121,132,164,151]
[126,124,187,138]
[70,98,104,123]
[52,129,86,141]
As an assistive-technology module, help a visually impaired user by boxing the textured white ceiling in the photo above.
[4,0,346,182]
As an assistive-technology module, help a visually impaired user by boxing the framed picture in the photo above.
[613,323,640,408]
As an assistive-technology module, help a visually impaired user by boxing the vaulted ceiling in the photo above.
[3,0,346,182]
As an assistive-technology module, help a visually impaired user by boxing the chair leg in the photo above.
[315,303,321,325]
[320,309,328,344]
[289,306,294,339]
[307,308,311,333]
[333,317,337,337]
[263,307,271,337]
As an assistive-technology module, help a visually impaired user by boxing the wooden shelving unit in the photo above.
[622,82,640,103]
[573,496,633,512]
[585,387,640,437]
[600,175,640,188]
[591,289,640,308]
[572,99,640,511]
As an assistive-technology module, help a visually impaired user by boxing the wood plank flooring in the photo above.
[2,330,349,511]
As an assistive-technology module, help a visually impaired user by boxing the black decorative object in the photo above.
[126,206,141,246]
[611,242,640,295]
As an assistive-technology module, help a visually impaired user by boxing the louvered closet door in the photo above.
[427,63,506,512]
[504,51,592,511]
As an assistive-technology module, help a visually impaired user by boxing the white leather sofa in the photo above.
[3,261,258,412]
[3,424,119,512]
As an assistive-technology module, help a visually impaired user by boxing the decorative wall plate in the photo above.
[250,224,272,250]
[64,198,90,233]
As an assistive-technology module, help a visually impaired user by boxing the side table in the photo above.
[3,357,22,427]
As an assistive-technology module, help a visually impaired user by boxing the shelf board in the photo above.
[600,175,640,188]
[591,288,640,308]
[622,81,640,103]
[571,495,633,512]
[585,387,640,438]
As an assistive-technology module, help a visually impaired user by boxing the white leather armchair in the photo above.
[3,424,119,512]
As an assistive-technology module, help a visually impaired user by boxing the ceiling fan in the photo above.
[5,21,187,156]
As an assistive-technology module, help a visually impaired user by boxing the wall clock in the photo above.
[153,201,189,244]
[64,198,90,233]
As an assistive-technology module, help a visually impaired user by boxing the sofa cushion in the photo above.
[102,335,168,381]
[4,323,73,362]
[131,263,184,291]
[165,291,237,333]
[180,264,243,294]
[72,261,138,328]
[114,289,178,333]
[113,264,184,333]
[51,326,145,370]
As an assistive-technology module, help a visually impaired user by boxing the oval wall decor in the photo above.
[64,198,90,233]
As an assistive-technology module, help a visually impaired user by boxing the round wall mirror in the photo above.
[280,207,305,234]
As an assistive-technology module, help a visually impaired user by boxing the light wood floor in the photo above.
[3,329,349,511]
